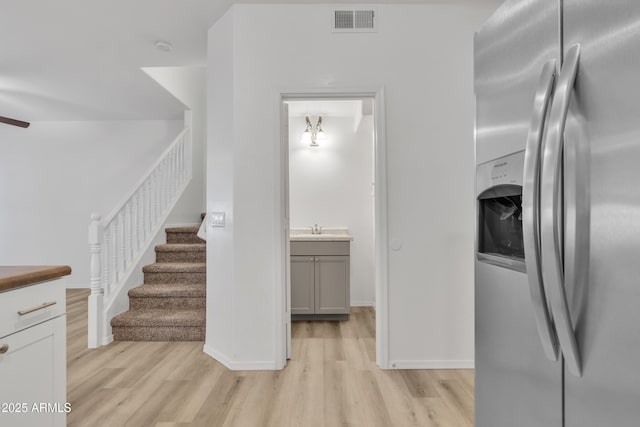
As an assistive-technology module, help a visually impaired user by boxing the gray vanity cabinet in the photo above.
[290,256,315,314]
[314,256,349,314]
[290,241,350,319]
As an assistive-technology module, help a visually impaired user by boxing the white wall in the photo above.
[204,9,235,365]
[207,2,500,368]
[144,66,207,225]
[288,111,375,306]
[0,120,182,287]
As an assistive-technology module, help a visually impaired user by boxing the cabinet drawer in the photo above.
[290,241,350,256]
[0,279,66,339]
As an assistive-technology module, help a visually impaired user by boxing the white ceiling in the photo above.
[1,0,225,121]
[0,0,500,122]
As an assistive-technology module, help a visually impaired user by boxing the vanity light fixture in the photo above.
[301,116,326,147]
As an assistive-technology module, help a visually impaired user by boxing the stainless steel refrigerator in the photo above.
[474,0,640,426]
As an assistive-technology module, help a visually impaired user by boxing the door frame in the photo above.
[274,88,390,369]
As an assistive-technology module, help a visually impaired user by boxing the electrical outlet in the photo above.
[208,212,225,227]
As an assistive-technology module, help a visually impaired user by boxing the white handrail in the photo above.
[88,126,192,348]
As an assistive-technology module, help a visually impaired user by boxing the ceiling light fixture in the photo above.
[301,116,326,147]
[155,40,173,52]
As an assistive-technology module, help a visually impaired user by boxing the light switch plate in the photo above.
[208,212,225,227]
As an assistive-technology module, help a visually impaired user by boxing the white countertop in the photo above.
[290,228,353,242]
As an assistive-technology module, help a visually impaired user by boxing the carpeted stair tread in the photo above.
[165,226,205,244]
[142,263,206,273]
[166,226,200,233]
[156,244,205,253]
[112,326,204,341]
[111,309,205,328]
[129,283,206,298]
[155,245,205,263]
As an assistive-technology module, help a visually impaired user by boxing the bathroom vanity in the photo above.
[0,266,71,427]
[290,229,351,320]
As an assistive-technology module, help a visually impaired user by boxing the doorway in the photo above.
[277,90,389,368]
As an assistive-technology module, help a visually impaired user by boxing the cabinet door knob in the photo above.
[310,258,314,262]
[0,344,8,354]
[315,257,319,262]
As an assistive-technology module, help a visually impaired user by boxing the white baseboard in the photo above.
[203,344,234,369]
[389,360,474,370]
[203,344,280,371]
[102,335,113,347]
[351,300,375,307]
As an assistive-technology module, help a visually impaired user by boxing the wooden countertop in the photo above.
[0,266,72,293]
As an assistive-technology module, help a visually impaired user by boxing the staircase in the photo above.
[110,220,206,341]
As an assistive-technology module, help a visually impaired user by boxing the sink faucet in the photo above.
[311,224,322,235]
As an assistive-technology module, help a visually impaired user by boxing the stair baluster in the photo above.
[103,226,111,297]
[87,124,192,348]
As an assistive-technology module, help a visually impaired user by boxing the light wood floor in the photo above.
[67,289,474,426]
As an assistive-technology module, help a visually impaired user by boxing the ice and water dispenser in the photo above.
[476,151,526,272]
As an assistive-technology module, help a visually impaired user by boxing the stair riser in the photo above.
[113,222,207,343]
[156,251,206,263]
[112,326,205,341]
[130,297,206,310]
[166,233,205,244]
[144,272,206,284]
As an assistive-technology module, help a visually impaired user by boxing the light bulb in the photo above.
[316,128,326,142]
[301,130,312,145]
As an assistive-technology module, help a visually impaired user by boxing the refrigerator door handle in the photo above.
[523,59,559,361]
[540,44,582,377]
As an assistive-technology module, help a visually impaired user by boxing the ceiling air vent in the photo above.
[333,8,377,33]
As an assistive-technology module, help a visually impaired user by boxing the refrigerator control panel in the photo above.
[477,150,524,195]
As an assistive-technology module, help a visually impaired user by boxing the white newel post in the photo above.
[88,213,104,349]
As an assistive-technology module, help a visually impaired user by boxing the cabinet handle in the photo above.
[315,257,319,262]
[17,301,57,316]
[310,258,314,262]
[0,344,8,354]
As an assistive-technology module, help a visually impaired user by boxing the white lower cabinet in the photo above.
[0,280,67,427]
